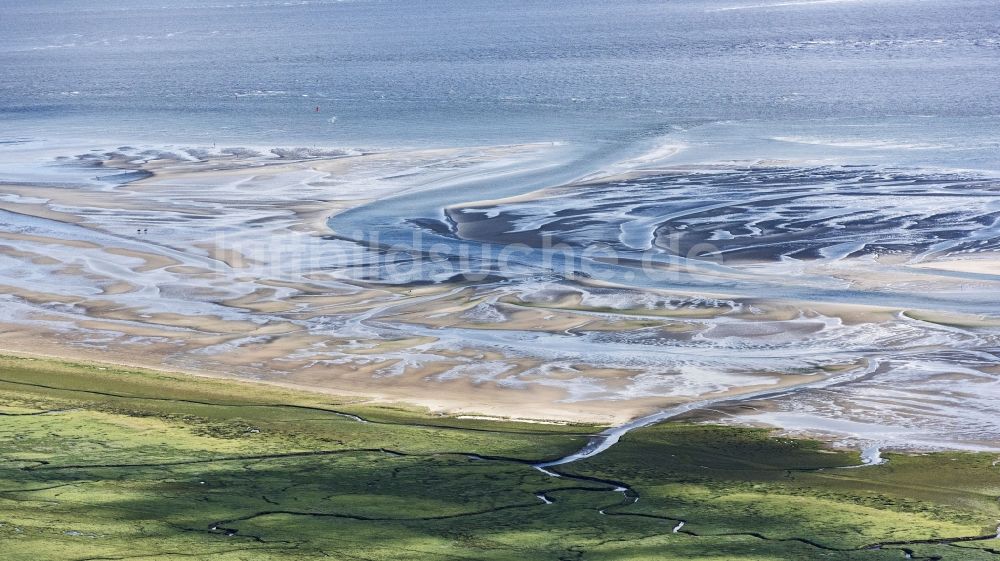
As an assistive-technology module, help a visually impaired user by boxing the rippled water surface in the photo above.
[2,0,999,150]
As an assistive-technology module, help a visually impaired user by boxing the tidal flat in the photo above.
[1,354,999,561]
[3,144,1000,450]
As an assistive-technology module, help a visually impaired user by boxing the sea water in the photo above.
[0,0,998,166]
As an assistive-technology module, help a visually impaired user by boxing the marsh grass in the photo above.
[1,355,998,560]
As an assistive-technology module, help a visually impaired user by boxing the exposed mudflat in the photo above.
[1,141,999,452]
